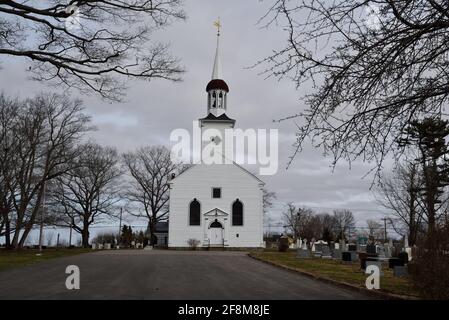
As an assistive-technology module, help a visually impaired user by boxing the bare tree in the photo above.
[0,93,19,246]
[377,162,423,246]
[259,0,449,173]
[122,146,182,245]
[332,210,356,240]
[0,1,185,101]
[2,93,91,249]
[262,188,276,214]
[49,143,121,248]
[282,203,314,239]
[365,220,384,242]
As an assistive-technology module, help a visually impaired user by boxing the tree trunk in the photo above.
[149,220,156,246]
[81,228,90,248]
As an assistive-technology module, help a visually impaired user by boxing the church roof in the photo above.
[206,79,229,92]
[199,112,235,123]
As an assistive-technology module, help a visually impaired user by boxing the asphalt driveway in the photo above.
[0,250,372,300]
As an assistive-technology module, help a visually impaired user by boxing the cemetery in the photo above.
[251,235,419,298]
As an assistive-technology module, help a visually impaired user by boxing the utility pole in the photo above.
[118,207,123,244]
[69,225,72,247]
[38,180,47,253]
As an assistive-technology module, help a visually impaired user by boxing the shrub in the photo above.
[278,236,289,252]
[187,238,201,250]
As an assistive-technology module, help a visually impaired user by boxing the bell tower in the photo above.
[205,19,230,117]
[199,19,235,162]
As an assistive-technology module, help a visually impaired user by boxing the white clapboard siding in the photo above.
[168,163,264,248]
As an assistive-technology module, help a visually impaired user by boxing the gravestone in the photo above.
[98,244,103,250]
[393,265,408,277]
[383,244,392,258]
[322,246,332,259]
[297,248,311,259]
[398,251,409,265]
[405,247,412,262]
[334,242,340,250]
[342,251,352,262]
[91,243,97,250]
[377,246,386,258]
[388,258,403,269]
[332,249,342,259]
[366,244,377,255]
[350,251,359,261]
[105,243,111,250]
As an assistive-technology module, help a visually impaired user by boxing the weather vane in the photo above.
[213,18,221,36]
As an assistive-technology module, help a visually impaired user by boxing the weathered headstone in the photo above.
[332,249,342,259]
[105,243,111,250]
[393,265,408,277]
[383,244,392,258]
[297,248,311,259]
[350,251,359,261]
[322,246,332,259]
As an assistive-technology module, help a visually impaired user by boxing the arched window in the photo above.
[212,92,217,108]
[232,199,243,226]
[218,92,223,108]
[189,198,200,226]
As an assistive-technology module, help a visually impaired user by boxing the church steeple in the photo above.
[206,18,229,117]
[211,20,223,80]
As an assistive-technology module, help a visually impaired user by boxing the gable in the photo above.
[169,163,264,186]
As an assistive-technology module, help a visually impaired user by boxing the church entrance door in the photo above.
[209,220,223,246]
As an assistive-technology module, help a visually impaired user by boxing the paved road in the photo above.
[0,250,372,300]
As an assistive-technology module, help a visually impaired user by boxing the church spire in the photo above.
[211,18,222,80]
[205,18,229,117]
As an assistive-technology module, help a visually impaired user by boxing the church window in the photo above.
[232,199,243,226]
[218,92,223,108]
[189,198,200,226]
[212,92,217,108]
[212,187,221,198]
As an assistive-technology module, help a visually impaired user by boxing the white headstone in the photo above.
[311,242,316,252]
[335,243,340,250]
[405,247,412,261]
[404,236,409,248]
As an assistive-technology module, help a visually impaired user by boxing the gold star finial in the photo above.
[213,18,221,36]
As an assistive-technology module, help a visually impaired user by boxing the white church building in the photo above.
[167,25,265,249]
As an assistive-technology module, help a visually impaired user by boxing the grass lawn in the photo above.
[250,251,420,298]
[0,248,92,272]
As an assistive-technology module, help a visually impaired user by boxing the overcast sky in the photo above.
[0,0,394,237]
